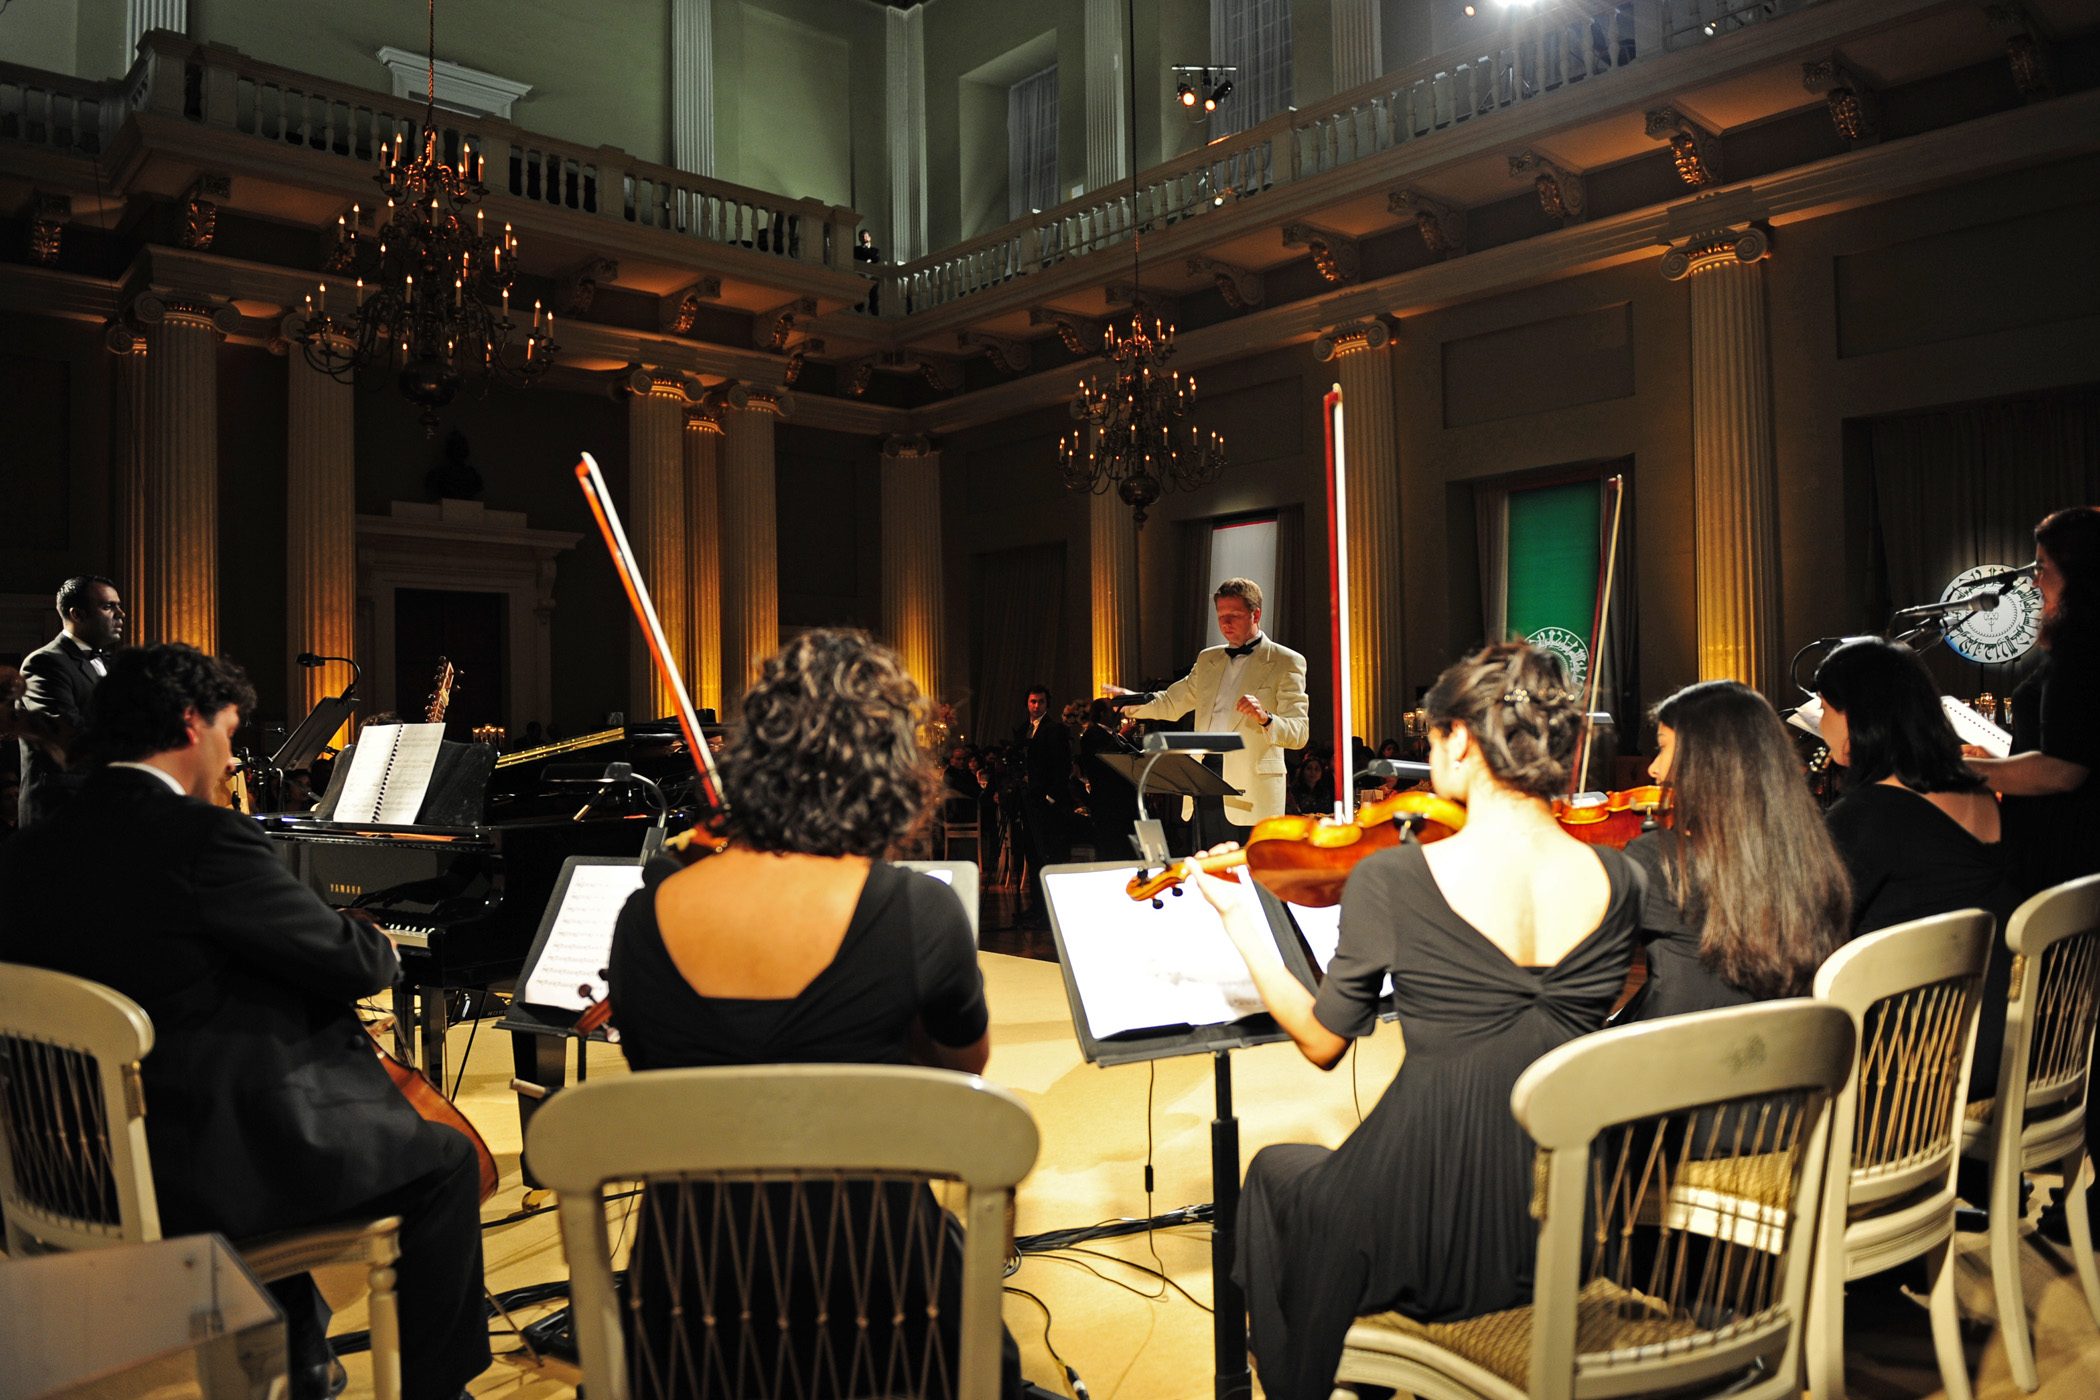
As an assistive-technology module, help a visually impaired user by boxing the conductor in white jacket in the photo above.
[1102,578,1310,846]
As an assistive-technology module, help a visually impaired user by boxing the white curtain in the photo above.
[1008,66,1059,221]
[1210,0,1294,139]
[1475,485,1509,643]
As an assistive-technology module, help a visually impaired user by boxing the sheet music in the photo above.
[1283,901,1393,997]
[1786,695,1824,739]
[331,723,445,824]
[1941,695,2013,758]
[1043,867,1271,1039]
[522,864,648,1011]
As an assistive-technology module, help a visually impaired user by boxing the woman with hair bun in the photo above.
[1617,680,1850,1024]
[607,629,1024,1398]
[1187,641,1645,1400]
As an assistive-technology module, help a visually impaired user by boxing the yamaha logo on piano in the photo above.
[328,882,365,898]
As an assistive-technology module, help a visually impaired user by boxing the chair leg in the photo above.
[1806,1226,1847,1400]
[2061,1149,2100,1331]
[1990,1154,2040,1392]
[1926,1236,1974,1400]
[367,1258,402,1400]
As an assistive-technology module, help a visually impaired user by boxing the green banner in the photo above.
[1506,480,1599,689]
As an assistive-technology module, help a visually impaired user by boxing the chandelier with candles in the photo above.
[1058,314,1223,527]
[1058,0,1224,525]
[296,0,556,436]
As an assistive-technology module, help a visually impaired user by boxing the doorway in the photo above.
[393,589,507,739]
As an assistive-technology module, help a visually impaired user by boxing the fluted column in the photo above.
[719,392,786,698]
[1314,320,1405,748]
[1090,489,1140,695]
[629,371,691,720]
[1332,0,1384,91]
[285,324,356,733]
[1084,0,1127,193]
[134,294,230,652]
[685,412,724,719]
[885,4,929,263]
[880,435,946,706]
[671,0,714,176]
[108,323,149,616]
[1663,227,1779,693]
[127,0,185,51]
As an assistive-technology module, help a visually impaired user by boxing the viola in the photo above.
[1552,784,1671,849]
[364,1020,500,1203]
[1126,788,1467,907]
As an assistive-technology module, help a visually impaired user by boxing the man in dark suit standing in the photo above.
[17,575,126,828]
[0,644,489,1400]
[1014,683,1072,908]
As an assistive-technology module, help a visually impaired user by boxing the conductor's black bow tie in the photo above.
[1223,639,1259,659]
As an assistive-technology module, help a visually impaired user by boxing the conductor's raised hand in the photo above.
[1100,683,1133,697]
[1235,694,1269,726]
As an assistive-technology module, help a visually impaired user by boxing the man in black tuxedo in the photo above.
[17,575,126,828]
[1013,684,1072,906]
[0,644,489,1400]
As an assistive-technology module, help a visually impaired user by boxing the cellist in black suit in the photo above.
[15,575,125,828]
[0,644,490,1400]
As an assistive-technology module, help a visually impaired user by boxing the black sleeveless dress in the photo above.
[1235,841,1642,1400]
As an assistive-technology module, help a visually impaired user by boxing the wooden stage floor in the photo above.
[309,953,2100,1400]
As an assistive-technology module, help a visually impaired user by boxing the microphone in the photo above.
[297,652,324,667]
[1886,592,2001,623]
[1973,563,2038,590]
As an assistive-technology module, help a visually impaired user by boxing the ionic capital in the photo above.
[882,432,937,461]
[1659,225,1771,282]
[131,293,242,337]
[627,367,697,401]
[684,408,725,437]
[1313,319,1391,361]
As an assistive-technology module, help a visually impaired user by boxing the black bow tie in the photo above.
[1224,639,1260,659]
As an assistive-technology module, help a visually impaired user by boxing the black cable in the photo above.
[1053,1244,1214,1315]
[448,1011,479,1102]
[1003,1286,1081,1400]
[1014,1203,1212,1254]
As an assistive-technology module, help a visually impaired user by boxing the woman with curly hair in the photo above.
[1186,641,1646,1400]
[608,629,1021,1398]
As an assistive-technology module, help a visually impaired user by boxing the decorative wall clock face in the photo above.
[1527,625,1589,691]
[1942,565,2042,665]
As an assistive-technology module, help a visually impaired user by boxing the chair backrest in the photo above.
[1993,874,2100,1165]
[1813,909,1993,1208]
[526,1062,1040,1400]
[1514,1001,1856,1400]
[0,962,161,1252]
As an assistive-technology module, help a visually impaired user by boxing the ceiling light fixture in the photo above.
[296,0,555,436]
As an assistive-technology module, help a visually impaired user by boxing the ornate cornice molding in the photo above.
[1312,319,1391,360]
[957,330,1032,374]
[1282,223,1360,285]
[627,366,698,400]
[1509,150,1585,226]
[1186,255,1266,310]
[1388,189,1467,259]
[1644,105,1723,189]
[1802,54,1880,146]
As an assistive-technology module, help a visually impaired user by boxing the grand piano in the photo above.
[260,720,705,1089]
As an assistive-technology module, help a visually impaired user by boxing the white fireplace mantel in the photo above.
[356,499,580,732]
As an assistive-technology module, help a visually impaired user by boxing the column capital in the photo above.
[741,387,795,419]
[881,432,938,460]
[1659,225,1771,282]
[627,366,697,400]
[684,408,724,437]
[132,293,241,336]
[104,319,144,354]
[1313,319,1392,361]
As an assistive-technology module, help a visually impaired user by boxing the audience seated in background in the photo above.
[1618,680,1850,1025]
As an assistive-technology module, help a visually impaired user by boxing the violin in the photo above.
[1127,788,1467,907]
[1553,784,1671,848]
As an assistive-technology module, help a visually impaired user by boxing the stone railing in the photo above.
[884,0,1829,315]
[3,31,862,275]
[0,60,127,156]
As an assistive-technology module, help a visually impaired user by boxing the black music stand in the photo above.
[1040,860,1320,1400]
[271,693,359,773]
[1091,753,1239,860]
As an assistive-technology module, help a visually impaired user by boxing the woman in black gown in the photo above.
[1964,506,2100,896]
[1812,637,2021,1101]
[1618,680,1850,1024]
[1186,642,1644,1400]
[606,630,1024,1399]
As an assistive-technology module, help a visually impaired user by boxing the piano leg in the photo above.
[390,984,417,1065]
[419,987,451,1092]
[511,1030,568,1191]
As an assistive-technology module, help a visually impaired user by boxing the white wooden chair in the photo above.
[1807,908,1995,1400]
[1958,873,2100,1391]
[0,962,405,1400]
[525,1062,1040,1400]
[1332,1000,1855,1400]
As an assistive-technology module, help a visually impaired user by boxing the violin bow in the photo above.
[1575,474,1627,793]
[1324,386,1354,817]
[574,453,729,818]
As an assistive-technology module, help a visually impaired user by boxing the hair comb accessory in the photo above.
[1502,686,1532,707]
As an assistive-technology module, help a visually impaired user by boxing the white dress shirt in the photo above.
[108,761,187,796]
[1205,635,1263,731]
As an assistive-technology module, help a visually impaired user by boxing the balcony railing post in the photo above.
[1635,0,1667,58]
[199,43,239,127]
[137,32,188,117]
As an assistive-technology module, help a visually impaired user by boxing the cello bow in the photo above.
[1574,475,1627,794]
[573,453,729,820]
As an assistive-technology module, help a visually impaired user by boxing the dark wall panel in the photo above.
[1441,303,1634,428]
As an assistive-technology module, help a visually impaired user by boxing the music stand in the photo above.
[1040,860,1320,1400]
[271,693,358,772]
[1092,752,1239,861]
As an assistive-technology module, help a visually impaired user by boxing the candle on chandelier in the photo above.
[317,281,327,315]
[501,287,509,319]
[533,299,541,329]
[355,278,365,309]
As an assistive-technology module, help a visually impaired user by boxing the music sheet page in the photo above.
[332,723,447,824]
[1044,866,1272,1039]
[522,864,648,1011]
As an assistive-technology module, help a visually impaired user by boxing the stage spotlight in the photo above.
[1178,81,1197,107]
[1210,77,1233,104]
[1464,3,1476,13]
